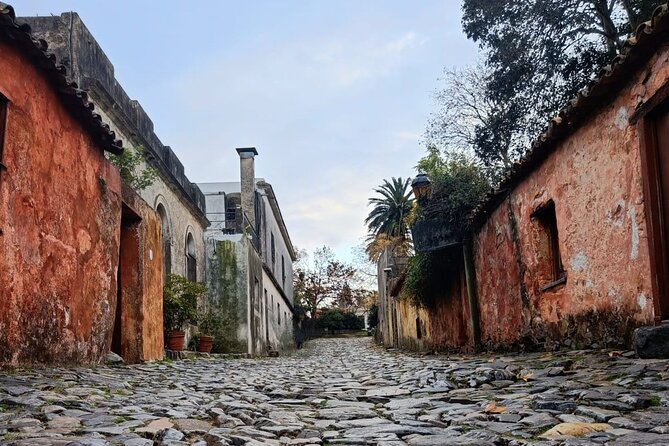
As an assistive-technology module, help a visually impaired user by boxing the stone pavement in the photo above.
[1,338,669,446]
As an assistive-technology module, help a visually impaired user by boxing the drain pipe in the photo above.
[462,239,481,351]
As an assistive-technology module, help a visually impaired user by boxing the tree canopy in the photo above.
[293,246,373,317]
[427,0,664,174]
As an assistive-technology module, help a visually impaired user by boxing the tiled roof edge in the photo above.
[0,3,122,155]
[471,2,669,228]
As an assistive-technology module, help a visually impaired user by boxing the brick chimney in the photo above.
[236,147,258,230]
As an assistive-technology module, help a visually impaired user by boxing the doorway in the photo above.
[112,205,141,359]
[641,102,669,321]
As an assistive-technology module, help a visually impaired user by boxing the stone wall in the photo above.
[0,38,122,364]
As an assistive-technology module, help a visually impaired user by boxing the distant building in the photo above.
[199,148,297,355]
[21,12,209,285]
[379,4,669,354]
[0,3,163,364]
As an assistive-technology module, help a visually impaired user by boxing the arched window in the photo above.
[186,232,197,282]
[156,203,171,282]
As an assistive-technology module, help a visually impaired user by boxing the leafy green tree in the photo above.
[108,145,159,191]
[403,147,490,308]
[457,0,663,169]
[294,246,362,317]
[415,147,489,230]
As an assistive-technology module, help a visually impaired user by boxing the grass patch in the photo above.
[650,394,662,407]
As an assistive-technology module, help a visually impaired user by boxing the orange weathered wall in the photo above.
[473,45,669,350]
[0,39,123,364]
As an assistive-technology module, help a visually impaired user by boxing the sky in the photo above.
[15,0,479,261]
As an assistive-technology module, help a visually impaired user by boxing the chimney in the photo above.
[236,147,258,231]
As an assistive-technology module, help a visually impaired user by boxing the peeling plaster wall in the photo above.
[0,39,122,364]
[473,45,669,350]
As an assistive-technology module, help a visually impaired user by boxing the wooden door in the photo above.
[653,109,669,318]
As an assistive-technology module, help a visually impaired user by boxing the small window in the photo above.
[281,255,286,285]
[0,94,8,180]
[284,311,287,325]
[186,232,197,282]
[531,201,566,290]
[416,317,422,339]
[277,303,281,325]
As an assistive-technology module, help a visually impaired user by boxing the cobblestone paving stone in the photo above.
[1,337,669,445]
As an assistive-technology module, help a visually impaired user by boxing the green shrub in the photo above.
[163,274,206,332]
[316,309,364,331]
[368,303,379,328]
[108,145,159,191]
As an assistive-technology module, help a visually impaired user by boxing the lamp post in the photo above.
[411,173,432,207]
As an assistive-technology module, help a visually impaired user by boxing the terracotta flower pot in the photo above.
[197,335,215,353]
[166,330,186,351]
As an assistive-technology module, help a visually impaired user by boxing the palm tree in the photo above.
[365,177,414,239]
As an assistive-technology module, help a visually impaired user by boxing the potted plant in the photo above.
[195,311,220,353]
[163,274,205,351]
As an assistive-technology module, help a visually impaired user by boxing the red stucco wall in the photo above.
[0,39,123,364]
[473,46,669,350]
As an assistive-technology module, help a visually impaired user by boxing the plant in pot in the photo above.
[195,310,220,353]
[163,273,205,351]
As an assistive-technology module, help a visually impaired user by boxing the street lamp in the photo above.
[411,173,432,206]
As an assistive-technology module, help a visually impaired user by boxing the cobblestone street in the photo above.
[1,338,669,446]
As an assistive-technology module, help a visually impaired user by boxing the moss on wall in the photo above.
[206,239,248,353]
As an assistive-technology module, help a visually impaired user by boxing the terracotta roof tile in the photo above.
[0,2,122,155]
